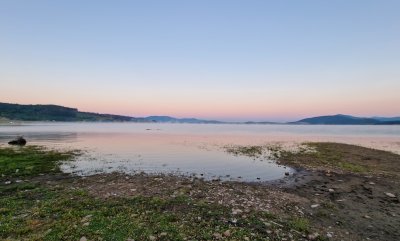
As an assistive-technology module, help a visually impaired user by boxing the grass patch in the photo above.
[278,142,400,176]
[0,146,79,178]
[289,217,310,232]
[225,145,263,157]
[0,184,308,240]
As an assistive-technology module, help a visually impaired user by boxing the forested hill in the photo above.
[0,103,142,122]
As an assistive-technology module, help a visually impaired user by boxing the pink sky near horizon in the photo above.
[1,84,399,122]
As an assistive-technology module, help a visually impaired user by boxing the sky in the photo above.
[0,0,399,122]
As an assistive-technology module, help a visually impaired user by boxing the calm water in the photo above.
[1,123,400,182]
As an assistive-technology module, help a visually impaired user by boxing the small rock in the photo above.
[327,232,333,238]
[4,181,11,185]
[8,137,27,146]
[385,192,396,198]
[311,204,320,208]
[364,215,371,219]
[80,237,87,241]
[244,237,250,241]
[81,215,92,223]
[328,189,335,193]
[160,232,167,237]
[223,230,231,237]
[369,182,375,185]
[285,172,290,176]
[232,208,243,215]
[308,232,319,240]
[213,233,222,239]
[149,235,156,241]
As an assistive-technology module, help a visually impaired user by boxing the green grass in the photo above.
[225,145,264,157]
[0,184,308,240]
[0,146,79,178]
[289,217,310,232]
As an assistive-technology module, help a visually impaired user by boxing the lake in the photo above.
[1,123,400,182]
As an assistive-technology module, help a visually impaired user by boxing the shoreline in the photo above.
[1,143,400,240]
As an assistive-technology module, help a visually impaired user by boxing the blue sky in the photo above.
[1,0,399,121]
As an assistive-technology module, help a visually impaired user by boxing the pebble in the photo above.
[308,232,319,240]
[328,188,335,193]
[213,233,222,239]
[80,237,87,241]
[364,215,371,219]
[311,204,320,208]
[369,182,375,185]
[232,208,243,215]
[385,192,396,198]
[149,235,156,241]
[327,232,333,238]
[223,230,231,237]
[4,181,11,185]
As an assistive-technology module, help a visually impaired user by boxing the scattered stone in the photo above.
[327,232,333,238]
[385,192,396,198]
[223,230,231,237]
[369,182,375,185]
[311,204,320,208]
[364,215,371,219]
[285,172,290,176]
[232,208,243,215]
[160,232,167,237]
[213,233,222,239]
[149,235,156,241]
[307,232,319,240]
[4,181,11,185]
[81,215,92,223]
[328,188,335,193]
[80,237,87,241]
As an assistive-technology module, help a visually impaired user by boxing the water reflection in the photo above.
[1,123,400,182]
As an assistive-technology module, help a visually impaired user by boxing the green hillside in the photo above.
[0,103,143,122]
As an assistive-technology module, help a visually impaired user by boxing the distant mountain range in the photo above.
[290,114,400,125]
[1,102,399,125]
